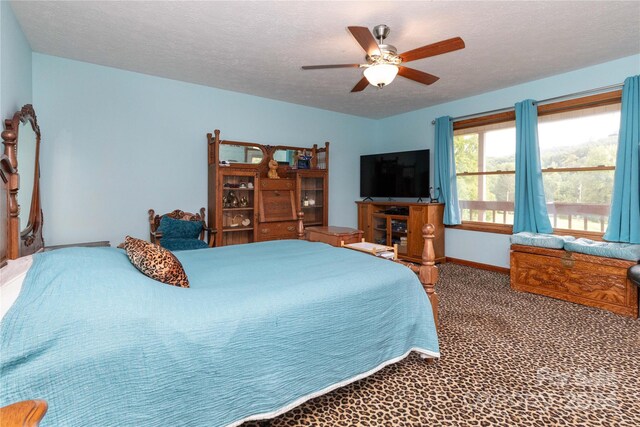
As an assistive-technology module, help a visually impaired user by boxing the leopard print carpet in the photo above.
[243,263,640,426]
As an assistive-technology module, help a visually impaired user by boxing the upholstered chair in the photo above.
[148,208,215,251]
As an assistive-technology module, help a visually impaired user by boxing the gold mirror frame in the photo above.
[1,104,44,258]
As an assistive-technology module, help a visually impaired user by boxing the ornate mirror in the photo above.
[272,149,297,166]
[219,142,265,165]
[1,104,44,258]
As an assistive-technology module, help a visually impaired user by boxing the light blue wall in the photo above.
[28,42,640,265]
[372,54,640,268]
[32,54,376,246]
[0,0,32,119]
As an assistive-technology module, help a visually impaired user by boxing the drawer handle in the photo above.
[261,228,269,234]
[274,191,280,196]
[287,226,295,232]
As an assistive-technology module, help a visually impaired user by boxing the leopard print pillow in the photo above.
[122,236,189,288]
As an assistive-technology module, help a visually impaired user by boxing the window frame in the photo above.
[448,90,622,238]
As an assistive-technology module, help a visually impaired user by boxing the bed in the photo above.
[1,237,439,426]
[1,105,440,425]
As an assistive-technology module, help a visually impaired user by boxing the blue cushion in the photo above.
[157,216,203,239]
[160,238,209,252]
[510,232,575,249]
[564,238,640,262]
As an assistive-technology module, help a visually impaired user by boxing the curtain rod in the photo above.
[430,82,624,125]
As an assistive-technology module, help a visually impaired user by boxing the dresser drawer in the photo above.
[257,221,298,241]
[260,179,295,190]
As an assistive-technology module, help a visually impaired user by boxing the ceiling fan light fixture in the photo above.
[363,63,398,88]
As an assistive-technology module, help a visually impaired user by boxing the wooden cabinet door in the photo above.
[357,203,373,243]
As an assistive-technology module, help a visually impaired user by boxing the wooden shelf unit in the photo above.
[208,130,329,246]
[356,201,445,263]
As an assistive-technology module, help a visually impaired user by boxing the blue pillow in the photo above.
[564,238,640,262]
[160,238,209,252]
[510,232,575,249]
[157,216,203,239]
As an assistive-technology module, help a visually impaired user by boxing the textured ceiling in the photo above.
[11,1,640,119]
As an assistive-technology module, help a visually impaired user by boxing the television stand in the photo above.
[355,200,445,264]
[362,197,373,202]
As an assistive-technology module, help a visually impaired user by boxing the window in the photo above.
[454,120,516,226]
[451,91,622,235]
[538,103,620,233]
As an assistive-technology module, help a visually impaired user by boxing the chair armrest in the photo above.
[204,227,216,247]
[150,230,163,245]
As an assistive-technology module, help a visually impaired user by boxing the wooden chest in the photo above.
[510,244,638,318]
[305,226,363,247]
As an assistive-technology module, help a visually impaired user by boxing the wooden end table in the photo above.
[305,226,363,247]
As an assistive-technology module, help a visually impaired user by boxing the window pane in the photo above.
[454,120,515,173]
[543,170,614,232]
[457,173,515,224]
[453,133,478,174]
[454,120,515,224]
[538,104,620,168]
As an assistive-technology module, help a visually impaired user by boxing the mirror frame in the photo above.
[217,139,268,168]
[1,104,44,258]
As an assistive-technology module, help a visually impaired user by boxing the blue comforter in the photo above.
[1,240,439,426]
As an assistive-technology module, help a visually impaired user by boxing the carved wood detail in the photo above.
[510,245,638,318]
[2,104,44,259]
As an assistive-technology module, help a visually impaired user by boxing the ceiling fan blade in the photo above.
[399,37,465,63]
[301,64,360,70]
[348,26,381,57]
[398,67,440,85]
[351,77,369,93]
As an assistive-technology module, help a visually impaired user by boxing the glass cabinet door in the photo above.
[390,218,408,256]
[299,175,326,226]
[220,173,256,246]
[372,215,388,245]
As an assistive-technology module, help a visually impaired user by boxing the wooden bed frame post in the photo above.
[419,224,439,330]
[390,223,439,331]
[296,211,305,239]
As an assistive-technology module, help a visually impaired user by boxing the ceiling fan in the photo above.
[302,25,465,92]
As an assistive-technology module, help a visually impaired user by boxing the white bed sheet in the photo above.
[0,255,32,320]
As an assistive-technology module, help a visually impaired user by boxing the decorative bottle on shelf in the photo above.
[303,193,309,207]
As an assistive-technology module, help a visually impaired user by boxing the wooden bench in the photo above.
[510,244,639,318]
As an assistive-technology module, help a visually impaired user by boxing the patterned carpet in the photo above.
[243,263,640,427]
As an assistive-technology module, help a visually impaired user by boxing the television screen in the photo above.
[360,149,430,198]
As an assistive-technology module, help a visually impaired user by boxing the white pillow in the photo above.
[1,255,33,320]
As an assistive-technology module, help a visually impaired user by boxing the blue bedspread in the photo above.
[1,240,439,426]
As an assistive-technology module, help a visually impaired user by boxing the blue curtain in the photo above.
[434,116,461,225]
[604,75,640,243]
[513,99,553,233]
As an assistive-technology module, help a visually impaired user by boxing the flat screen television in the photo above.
[360,149,430,198]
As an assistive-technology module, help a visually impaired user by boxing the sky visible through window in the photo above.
[482,109,620,160]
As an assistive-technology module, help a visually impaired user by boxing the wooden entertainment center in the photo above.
[356,201,445,263]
